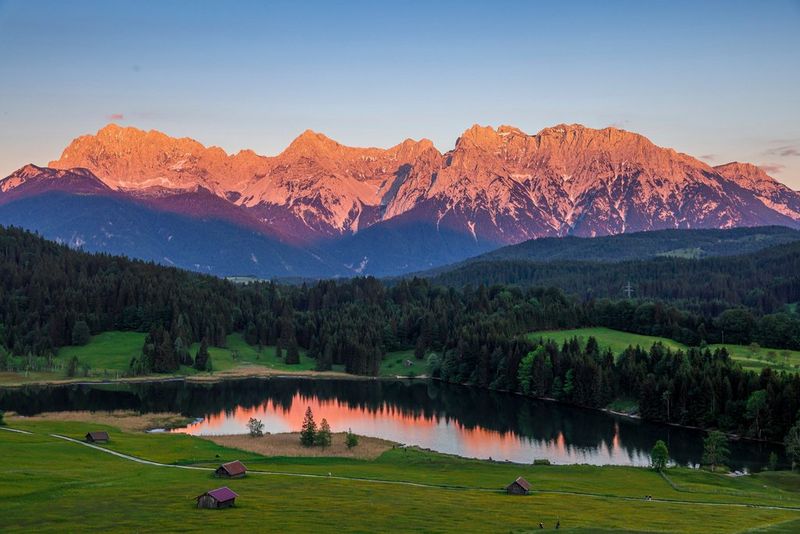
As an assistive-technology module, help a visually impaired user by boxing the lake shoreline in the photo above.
[0,368,782,448]
[0,365,399,389]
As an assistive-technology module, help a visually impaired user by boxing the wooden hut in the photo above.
[196,487,239,509]
[85,431,109,443]
[505,476,531,495]
[215,460,247,478]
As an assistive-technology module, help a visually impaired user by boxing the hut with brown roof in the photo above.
[506,476,531,495]
[215,460,247,478]
[196,487,239,509]
[85,431,109,443]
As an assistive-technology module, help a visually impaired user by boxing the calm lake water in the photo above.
[0,377,783,469]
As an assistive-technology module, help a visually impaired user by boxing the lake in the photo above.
[0,377,783,469]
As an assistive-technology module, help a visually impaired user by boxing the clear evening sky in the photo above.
[1,0,798,187]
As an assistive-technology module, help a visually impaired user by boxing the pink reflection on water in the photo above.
[172,392,649,465]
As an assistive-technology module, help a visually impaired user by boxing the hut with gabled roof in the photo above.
[506,476,531,495]
[215,460,247,478]
[85,431,109,443]
[196,487,238,509]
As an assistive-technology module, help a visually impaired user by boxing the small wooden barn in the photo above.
[85,431,109,443]
[506,476,531,495]
[196,487,239,509]
[215,460,247,478]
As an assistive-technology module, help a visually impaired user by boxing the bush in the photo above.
[316,418,332,449]
[247,417,264,437]
[345,428,359,449]
[768,451,778,471]
[650,440,669,471]
[533,458,551,466]
[0,410,5,426]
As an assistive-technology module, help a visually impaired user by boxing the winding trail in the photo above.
[45,433,800,512]
[0,426,32,434]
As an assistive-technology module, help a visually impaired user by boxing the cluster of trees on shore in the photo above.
[432,335,800,443]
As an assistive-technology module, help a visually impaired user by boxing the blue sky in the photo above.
[1,0,799,186]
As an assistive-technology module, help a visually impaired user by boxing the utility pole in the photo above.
[623,281,634,299]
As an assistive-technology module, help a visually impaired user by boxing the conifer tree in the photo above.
[300,406,316,447]
[194,339,210,371]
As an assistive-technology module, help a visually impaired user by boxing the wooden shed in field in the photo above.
[85,431,109,443]
[506,476,531,495]
[196,487,238,509]
[215,460,247,478]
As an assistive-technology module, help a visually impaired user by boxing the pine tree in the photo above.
[315,343,333,371]
[194,339,210,371]
[154,329,178,373]
[285,338,300,365]
[71,320,91,346]
[174,336,192,366]
[300,406,316,447]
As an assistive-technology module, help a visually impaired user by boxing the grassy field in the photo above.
[0,332,343,385]
[59,331,320,374]
[530,327,800,373]
[1,331,422,385]
[2,418,800,532]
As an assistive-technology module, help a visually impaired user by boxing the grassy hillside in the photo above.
[530,327,800,373]
[2,418,800,532]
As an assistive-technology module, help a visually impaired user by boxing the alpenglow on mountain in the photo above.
[1,122,799,278]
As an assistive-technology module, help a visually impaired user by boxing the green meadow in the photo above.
[2,418,800,532]
[380,349,429,377]
[529,327,800,373]
[1,331,421,385]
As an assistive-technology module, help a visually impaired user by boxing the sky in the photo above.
[1,0,799,187]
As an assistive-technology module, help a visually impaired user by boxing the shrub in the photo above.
[247,417,264,437]
[345,428,359,449]
[316,419,332,449]
[650,440,669,471]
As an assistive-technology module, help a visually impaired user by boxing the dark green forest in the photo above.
[426,240,800,317]
[2,225,800,444]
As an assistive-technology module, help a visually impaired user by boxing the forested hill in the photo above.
[0,225,239,355]
[425,240,800,315]
[415,226,800,277]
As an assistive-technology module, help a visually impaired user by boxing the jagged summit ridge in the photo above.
[27,121,800,245]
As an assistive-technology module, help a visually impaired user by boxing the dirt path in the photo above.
[0,426,31,434]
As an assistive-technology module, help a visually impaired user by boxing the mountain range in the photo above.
[1,122,799,278]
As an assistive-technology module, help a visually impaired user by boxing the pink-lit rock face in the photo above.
[42,122,800,245]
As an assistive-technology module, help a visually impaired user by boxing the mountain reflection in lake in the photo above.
[0,377,782,469]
